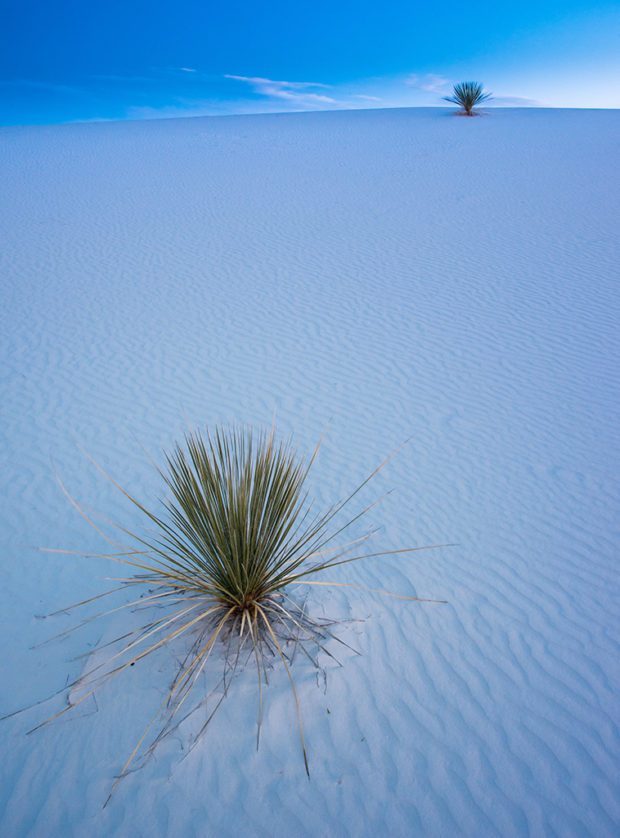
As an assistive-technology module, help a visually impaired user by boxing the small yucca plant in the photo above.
[444,81,492,115]
[4,425,446,804]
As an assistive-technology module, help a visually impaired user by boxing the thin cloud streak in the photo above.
[225,75,339,108]
[405,73,452,94]
[490,95,542,106]
[225,75,332,90]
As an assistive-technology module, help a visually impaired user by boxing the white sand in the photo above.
[1,107,619,836]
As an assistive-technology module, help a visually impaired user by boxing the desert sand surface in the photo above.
[1,107,619,836]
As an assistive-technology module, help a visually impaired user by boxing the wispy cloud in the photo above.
[490,95,542,107]
[405,73,451,94]
[126,101,221,120]
[225,75,338,108]
[404,75,543,107]
[225,75,332,90]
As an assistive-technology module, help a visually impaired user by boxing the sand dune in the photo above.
[1,107,619,836]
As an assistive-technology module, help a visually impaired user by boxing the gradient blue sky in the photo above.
[2,1,619,125]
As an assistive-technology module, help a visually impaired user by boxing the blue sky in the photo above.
[2,1,619,125]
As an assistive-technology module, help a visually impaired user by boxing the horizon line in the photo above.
[3,102,619,130]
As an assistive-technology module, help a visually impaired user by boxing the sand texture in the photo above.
[1,107,619,836]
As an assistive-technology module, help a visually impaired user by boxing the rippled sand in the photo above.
[1,107,618,836]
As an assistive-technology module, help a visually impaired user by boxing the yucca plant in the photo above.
[444,81,492,115]
[4,425,447,804]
